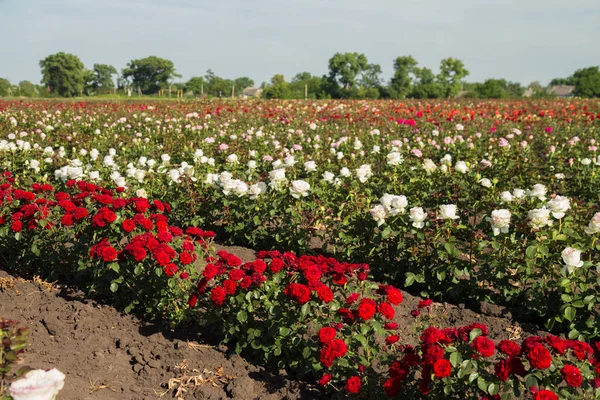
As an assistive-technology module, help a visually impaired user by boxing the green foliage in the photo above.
[389,55,418,99]
[327,52,369,96]
[437,57,470,98]
[203,69,234,97]
[39,52,86,97]
[1,319,30,397]
[185,76,204,96]
[121,56,181,95]
[0,79,11,97]
[572,66,600,98]
[87,64,118,95]
[262,74,290,99]
[233,77,255,92]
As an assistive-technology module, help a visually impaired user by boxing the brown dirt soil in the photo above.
[1,244,548,400]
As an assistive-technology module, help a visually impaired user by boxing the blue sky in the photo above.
[1,0,599,86]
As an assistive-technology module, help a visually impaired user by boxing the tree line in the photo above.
[0,52,598,99]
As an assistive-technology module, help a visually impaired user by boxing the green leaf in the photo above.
[469,328,483,342]
[468,372,479,384]
[237,310,248,323]
[405,274,415,286]
[564,306,576,322]
[449,351,462,368]
[525,245,537,258]
[302,347,311,359]
[279,327,290,336]
[109,282,119,292]
[477,377,488,393]
[488,383,499,395]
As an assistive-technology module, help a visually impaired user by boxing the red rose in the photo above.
[497,340,521,357]
[328,339,347,358]
[357,299,377,321]
[303,265,322,281]
[270,258,285,273]
[179,252,193,265]
[384,377,402,397]
[433,358,451,378]
[411,309,421,317]
[345,376,361,394]
[179,272,189,279]
[386,335,400,345]
[11,220,22,232]
[346,293,359,304]
[570,341,592,361]
[389,361,410,380]
[422,344,445,365]
[318,374,332,386]
[532,389,558,400]
[591,378,600,389]
[386,286,403,305]
[385,322,399,330]
[284,283,311,304]
[239,276,252,289]
[494,359,510,381]
[226,254,242,267]
[102,209,117,223]
[561,364,583,387]
[210,287,226,307]
[163,263,178,277]
[74,207,88,220]
[122,219,136,232]
[202,264,218,279]
[527,344,553,369]
[61,214,74,226]
[378,302,395,320]
[318,327,337,344]
[420,327,442,345]
[319,347,335,367]
[222,279,237,295]
[472,336,495,358]
[228,269,245,281]
[317,285,333,303]
[187,293,198,308]
[418,299,433,309]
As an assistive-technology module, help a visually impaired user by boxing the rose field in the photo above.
[1,98,600,399]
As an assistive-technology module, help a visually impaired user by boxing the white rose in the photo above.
[440,154,452,166]
[513,188,525,199]
[249,182,267,199]
[584,212,600,235]
[527,208,552,229]
[454,161,468,174]
[489,209,511,236]
[409,207,427,228]
[339,167,351,178]
[479,178,492,188]
[226,154,239,164]
[290,180,310,198]
[387,152,404,166]
[247,160,257,170]
[304,161,317,173]
[439,204,459,220]
[370,205,388,226]
[423,159,437,174]
[546,195,570,219]
[528,184,547,201]
[9,368,65,400]
[380,193,395,208]
[322,171,335,183]
[500,191,514,203]
[390,195,408,213]
[136,188,148,198]
[561,247,583,274]
[581,158,592,166]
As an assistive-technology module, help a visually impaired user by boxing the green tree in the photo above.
[185,77,205,96]
[121,56,180,94]
[474,79,508,98]
[437,57,469,98]
[39,52,86,97]
[89,64,117,94]
[327,52,369,97]
[572,66,600,98]
[262,74,290,99]
[234,77,255,92]
[0,78,11,96]
[411,67,444,99]
[389,56,418,99]
[18,81,37,97]
[549,77,575,86]
[288,72,328,99]
[203,70,234,97]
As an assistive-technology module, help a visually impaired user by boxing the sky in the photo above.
[0,0,599,87]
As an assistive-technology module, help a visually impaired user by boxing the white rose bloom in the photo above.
[102,156,115,168]
[581,158,592,166]
[439,204,459,220]
[370,204,388,226]
[513,188,526,199]
[168,169,181,183]
[147,159,157,168]
[226,154,239,164]
[272,159,283,169]
[561,247,584,274]
[356,164,372,183]
[249,182,267,199]
[88,171,100,181]
[339,167,351,178]
[371,145,381,154]
[489,209,511,236]
[387,152,404,166]
[584,212,600,235]
[136,188,148,198]
[233,181,249,197]
[546,195,570,219]
[500,191,514,203]
[423,159,437,174]
[304,161,317,173]
[380,193,395,208]
[439,164,449,173]
[322,171,335,183]
[527,208,552,229]
[454,161,468,174]
[161,153,171,163]
[269,169,287,190]
[9,368,65,400]
[247,160,257,170]
[390,195,408,214]
[528,184,547,201]
[479,178,492,188]
[284,155,296,167]
[409,207,427,228]
[554,173,565,180]
[290,180,310,198]
[440,154,452,166]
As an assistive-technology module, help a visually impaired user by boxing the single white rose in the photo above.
[454,161,468,174]
[528,184,547,201]
[561,247,583,274]
[290,180,310,198]
[387,152,404,166]
[304,161,317,173]
[409,207,427,228]
[488,209,511,236]
[546,195,570,219]
[527,208,552,230]
[439,204,459,220]
[500,191,514,203]
[9,369,65,400]
[479,178,492,188]
[370,205,388,226]
[584,212,600,235]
